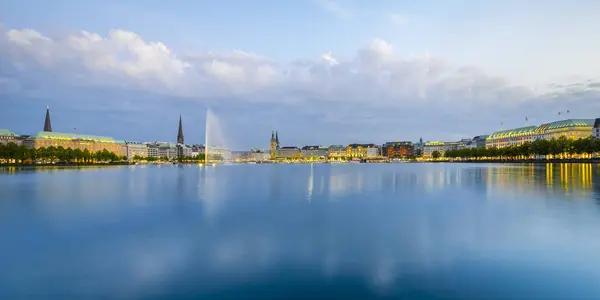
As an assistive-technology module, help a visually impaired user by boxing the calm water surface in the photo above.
[2,163,600,299]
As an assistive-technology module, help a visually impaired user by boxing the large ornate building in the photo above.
[327,145,346,159]
[301,145,328,159]
[0,129,21,146]
[382,141,414,158]
[486,119,595,148]
[23,107,126,157]
[485,126,538,148]
[346,143,379,159]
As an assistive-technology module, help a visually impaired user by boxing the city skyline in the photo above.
[2,0,600,148]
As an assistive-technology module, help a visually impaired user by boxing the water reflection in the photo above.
[3,163,600,298]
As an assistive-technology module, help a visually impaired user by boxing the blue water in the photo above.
[2,163,600,299]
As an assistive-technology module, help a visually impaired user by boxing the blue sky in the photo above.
[1,0,600,149]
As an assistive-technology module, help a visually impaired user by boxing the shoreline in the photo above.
[0,162,132,167]
[2,159,600,168]
[425,158,600,164]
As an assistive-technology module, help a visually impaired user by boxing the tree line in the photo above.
[442,136,600,160]
[131,154,209,162]
[0,142,125,164]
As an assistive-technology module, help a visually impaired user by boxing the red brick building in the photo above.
[383,141,414,158]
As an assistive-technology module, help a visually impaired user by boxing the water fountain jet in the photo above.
[204,108,231,166]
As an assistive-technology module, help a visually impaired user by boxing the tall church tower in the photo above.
[43,106,52,132]
[270,130,279,159]
[177,115,184,144]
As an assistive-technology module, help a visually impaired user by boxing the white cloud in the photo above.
[388,13,409,26]
[315,0,352,18]
[1,25,598,110]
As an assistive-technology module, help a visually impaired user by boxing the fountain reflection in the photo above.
[5,164,600,298]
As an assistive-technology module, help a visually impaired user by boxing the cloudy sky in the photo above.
[1,0,600,149]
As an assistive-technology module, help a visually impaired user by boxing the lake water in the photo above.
[2,163,600,299]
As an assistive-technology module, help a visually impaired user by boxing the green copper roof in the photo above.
[489,126,538,139]
[33,131,117,143]
[328,145,345,150]
[536,119,594,132]
[0,129,18,137]
[424,141,445,146]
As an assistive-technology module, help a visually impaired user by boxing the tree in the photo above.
[415,149,423,157]
[431,151,441,159]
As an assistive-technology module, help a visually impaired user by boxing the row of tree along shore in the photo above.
[431,136,600,161]
[0,142,214,165]
[0,143,127,165]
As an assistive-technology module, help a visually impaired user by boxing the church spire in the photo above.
[43,105,52,132]
[177,114,184,144]
[275,131,279,143]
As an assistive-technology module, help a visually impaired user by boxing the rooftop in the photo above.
[424,141,445,146]
[33,131,117,143]
[328,145,345,150]
[535,119,594,132]
[348,143,376,148]
[301,145,321,150]
[0,129,18,137]
[488,126,538,139]
[383,141,413,147]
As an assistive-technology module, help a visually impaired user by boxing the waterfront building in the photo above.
[301,145,328,160]
[177,144,193,158]
[147,142,177,160]
[422,141,460,157]
[367,147,380,158]
[24,132,127,157]
[487,119,595,148]
[250,149,270,162]
[21,107,126,156]
[485,126,537,148]
[147,143,159,158]
[269,130,280,159]
[457,138,472,149]
[191,144,205,157]
[382,141,414,158]
[0,129,22,146]
[278,146,301,159]
[347,143,378,159]
[231,151,252,161]
[534,119,594,140]
[594,119,600,138]
[159,143,178,160]
[327,145,346,159]
[125,141,148,160]
[467,135,489,149]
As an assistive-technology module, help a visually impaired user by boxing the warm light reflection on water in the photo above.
[2,163,600,299]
